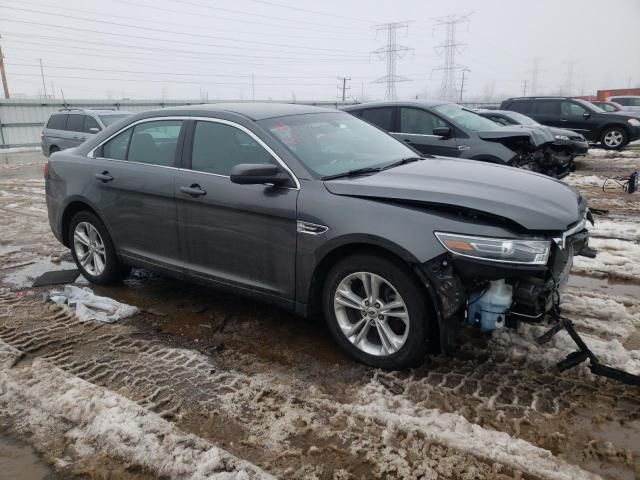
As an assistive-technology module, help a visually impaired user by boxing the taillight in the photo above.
[43,159,49,178]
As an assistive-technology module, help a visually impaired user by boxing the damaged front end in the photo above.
[419,210,594,354]
[478,128,574,179]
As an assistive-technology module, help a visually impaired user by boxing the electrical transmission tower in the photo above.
[372,21,412,101]
[563,60,578,95]
[432,13,472,101]
[528,57,542,96]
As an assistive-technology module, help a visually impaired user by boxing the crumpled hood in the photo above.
[324,158,584,231]
[477,126,555,148]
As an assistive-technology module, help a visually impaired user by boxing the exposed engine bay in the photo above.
[478,129,578,178]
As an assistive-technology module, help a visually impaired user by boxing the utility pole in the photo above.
[563,60,578,95]
[432,13,472,101]
[251,74,255,101]
[522,79,528,96]
[459,68,470,102]
[39,58,47,99]
[372,21,412,101]
[337,76,351,102]
[0,35,10,99]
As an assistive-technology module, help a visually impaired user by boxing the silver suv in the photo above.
[41,109,131,156]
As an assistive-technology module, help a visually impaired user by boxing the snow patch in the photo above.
[0,340,273,479]
[573,237,640,281]
[0,147,41,153]
[340,380,601,480]
[563,174,606,187]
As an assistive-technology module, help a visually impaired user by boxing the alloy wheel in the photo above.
[73,221,107,276]
[603,130,623,148]
[333,272,410,356]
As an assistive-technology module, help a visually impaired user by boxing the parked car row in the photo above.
[499,96,640,149]
[342,100,584,178]
[45,103,594,368]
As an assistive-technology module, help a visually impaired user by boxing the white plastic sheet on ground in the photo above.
[49,285,138,323]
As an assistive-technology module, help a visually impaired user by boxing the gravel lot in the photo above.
[0,148,638,480]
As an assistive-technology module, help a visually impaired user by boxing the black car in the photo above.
[477,109,588,173]
[45,103,592,369]
[500,97,640,150]
[342,100,574,177]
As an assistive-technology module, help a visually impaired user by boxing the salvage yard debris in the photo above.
[46,285,138,323]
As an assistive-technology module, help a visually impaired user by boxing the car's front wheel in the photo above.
[600,126,628,150]
[322,253,430,369]
[69,211,130,284]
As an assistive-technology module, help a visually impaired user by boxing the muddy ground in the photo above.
[0,148,638,480]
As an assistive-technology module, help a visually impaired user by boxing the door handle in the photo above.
[94,172,113,182]
[403,138,413,143]
[180,184,206,197]
[560,119,568,122]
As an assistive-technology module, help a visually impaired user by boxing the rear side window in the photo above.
[66,114,85,132]
[535,100,560,115]
[46,114,68,130]
[102,128,132,160]
[612,98,629,106]
[360,108,394,131]
[507,100,532,114]
[191,121,274,176]
[127,120,183,167]
[83,116,101,133]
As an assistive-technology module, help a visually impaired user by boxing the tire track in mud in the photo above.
[0,290,616,480]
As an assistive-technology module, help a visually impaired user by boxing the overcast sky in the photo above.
[1,0,639,102]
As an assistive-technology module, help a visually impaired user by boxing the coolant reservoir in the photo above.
[467,280,513,332]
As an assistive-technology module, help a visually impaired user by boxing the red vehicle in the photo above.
[591,100,623,112]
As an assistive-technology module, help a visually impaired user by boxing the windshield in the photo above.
[434,104,500,131]
[503,111,539,126]
[99,114,130,126]
[259,112,416,178]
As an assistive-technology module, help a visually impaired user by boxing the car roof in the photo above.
[52,109,131,115]
[154,102,337,120]
[342,99,452,110]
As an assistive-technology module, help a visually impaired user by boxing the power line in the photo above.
[0,11,369,57]
[372,22,412,101]
[242,0,375,23]
[1,0,370,40]
[432,13,472,101]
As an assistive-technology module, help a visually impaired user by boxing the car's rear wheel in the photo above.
[69,211,130,284]
[322,253,430,369]
[600,126,628,150]
[49,146,60,154]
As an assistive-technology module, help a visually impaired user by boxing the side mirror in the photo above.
[230,163,289,186]
[433,126,451,139]
[89,127,100,133]
[582,112,591,119]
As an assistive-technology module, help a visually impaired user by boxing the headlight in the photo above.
[628,118,640,127]
[435,232,551,265]
[554,134,570,141]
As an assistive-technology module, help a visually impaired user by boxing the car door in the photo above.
[532,99,563,128]
[65,114,88,147]
[559,100,599,140]
[89,119,184,270]
[393,107,459,157]
[175,118,298,300]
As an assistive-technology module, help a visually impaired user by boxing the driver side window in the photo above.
[561,101,587,116]
[400,108,447,135]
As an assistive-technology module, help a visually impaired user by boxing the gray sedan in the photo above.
[45,103,592,369]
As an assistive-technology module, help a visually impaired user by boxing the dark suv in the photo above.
[45,103,592,369]
[500,97,640,149]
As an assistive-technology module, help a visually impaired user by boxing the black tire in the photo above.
[68,210,130,285]
[600,126,628,150]
[322,253,430,369]
[49,146,60,155]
